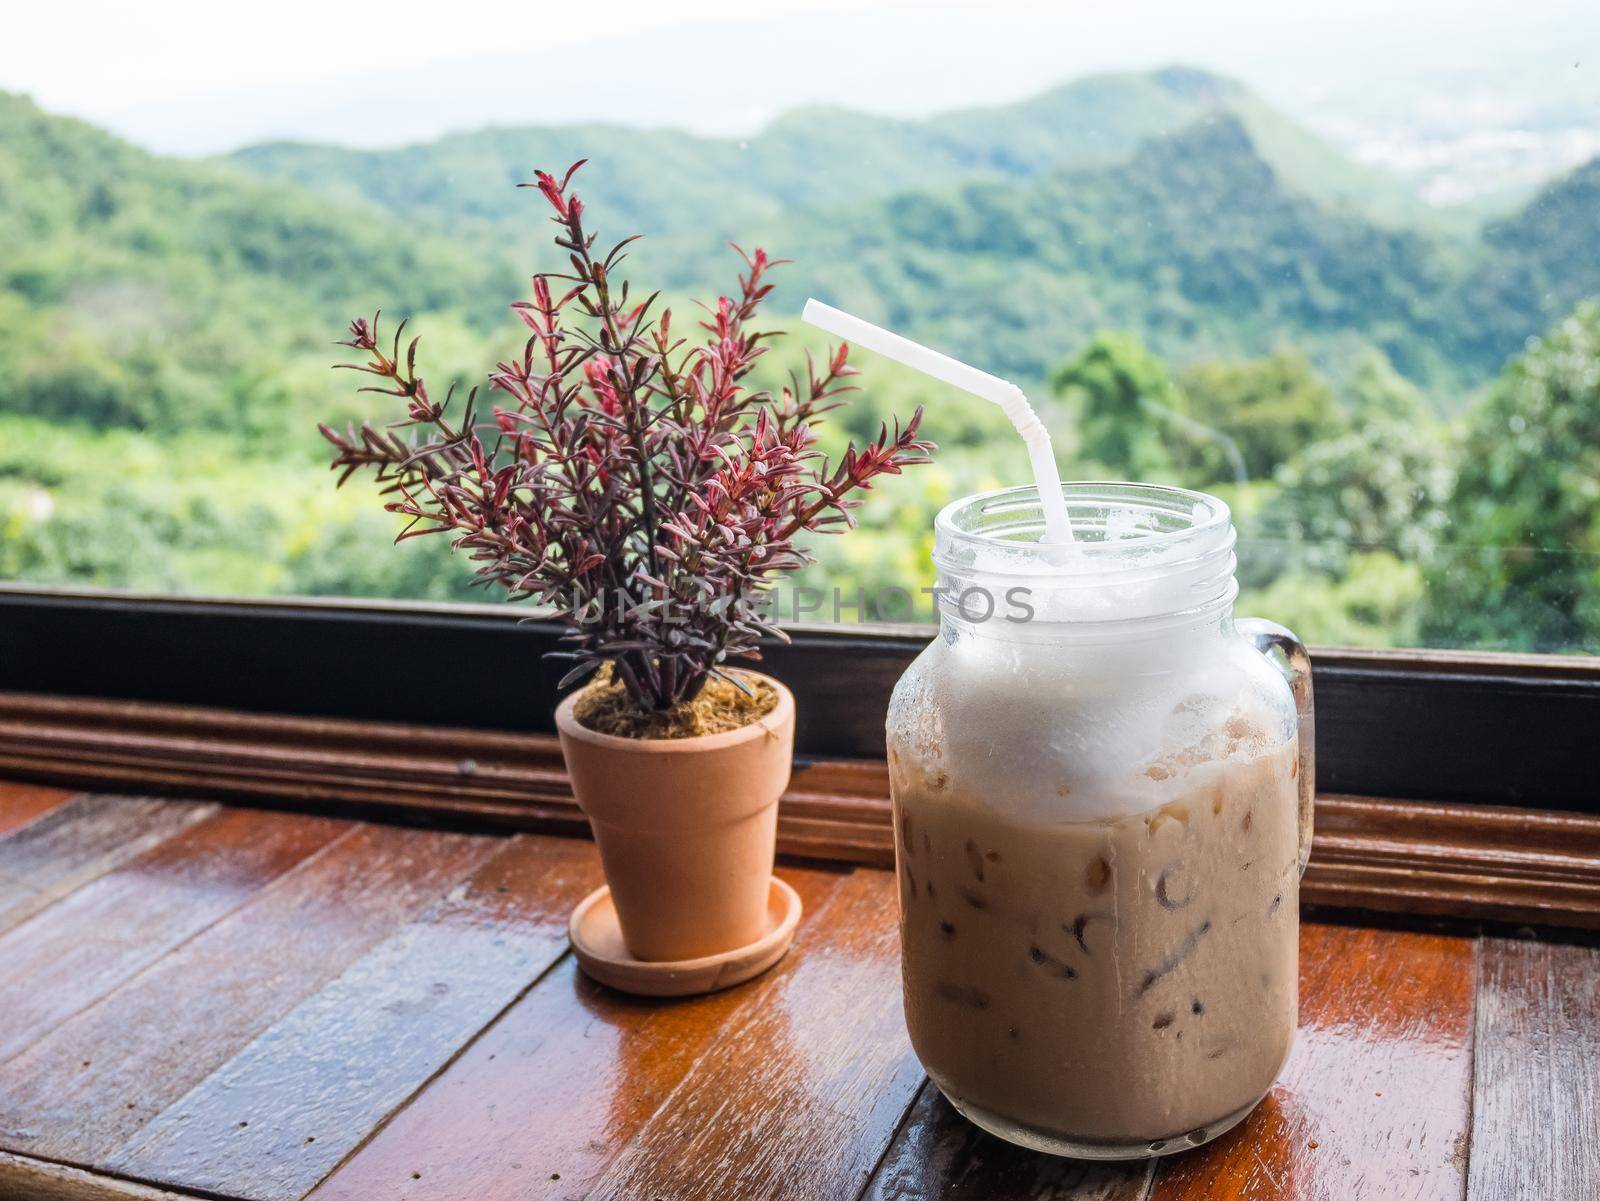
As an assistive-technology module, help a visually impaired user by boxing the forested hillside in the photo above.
[224,71,1600,401]
[0,91,518,435]
[3,72,1600,652]
[701,116,1470,389]
[229,68,1422,249]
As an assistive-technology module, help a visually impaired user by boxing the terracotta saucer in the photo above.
[568,877,802,997]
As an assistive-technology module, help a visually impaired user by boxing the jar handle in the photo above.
[1236,617,1315,878]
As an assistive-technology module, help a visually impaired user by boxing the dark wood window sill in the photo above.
[0,784,1594,1201]
[0,690,1597,932]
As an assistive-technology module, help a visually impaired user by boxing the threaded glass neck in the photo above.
[932,483,1238,641]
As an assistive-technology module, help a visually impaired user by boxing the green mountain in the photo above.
[8,73,1596,432]
[1471,157,1600,345]
[217,66,1527,396]
[641,114,1480,391]
[7,74,1595,440]
[0,92,511,316]
[927,66,1427,227]
[0,89,518,432]
[227,67,1428,251]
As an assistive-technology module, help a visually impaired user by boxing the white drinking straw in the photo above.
[802,299,1076,546]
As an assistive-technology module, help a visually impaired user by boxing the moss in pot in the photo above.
[320,161,933,989]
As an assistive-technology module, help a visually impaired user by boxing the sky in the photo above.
[2,0,1595,155]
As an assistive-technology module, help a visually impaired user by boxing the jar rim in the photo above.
[931,482,1239,631]
[934,482,1232,571]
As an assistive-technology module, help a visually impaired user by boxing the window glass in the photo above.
[2,2,1597,652]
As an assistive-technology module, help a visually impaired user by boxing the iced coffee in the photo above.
[891,707,1299,1155]
[888,482,1313,1158]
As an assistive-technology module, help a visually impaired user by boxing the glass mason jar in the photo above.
[887,483,1314,1159]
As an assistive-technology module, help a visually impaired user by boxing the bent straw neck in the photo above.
[800,299,1076,547]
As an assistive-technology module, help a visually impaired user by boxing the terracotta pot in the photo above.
[555,673,795,962]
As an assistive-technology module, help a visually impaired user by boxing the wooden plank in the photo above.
[582,868,922,1201]
[0,783,77,838]
[105,833,603,1201]
[0,806,344,1064]
[1467,936,1600,1201]
[861,1081,1155,1201]
[0,822,499,1164]
[0,795,216,935]
[0,1150,205,1201]
[307,864,853,1201]
[1148,922,1475,1201]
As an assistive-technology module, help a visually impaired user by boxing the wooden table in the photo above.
[0,785,1593,1201]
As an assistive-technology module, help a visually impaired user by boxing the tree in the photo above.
[1343,346,1433,426]
[1421,302,1600,652]
[1180,350,1349,480]
[1274,349,1455,574]
[1050,332,1218,483]
[1240,551,1427,648]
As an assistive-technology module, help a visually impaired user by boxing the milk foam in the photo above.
[888,632,1295,824]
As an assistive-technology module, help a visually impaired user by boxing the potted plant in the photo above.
[321,161,932,988]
